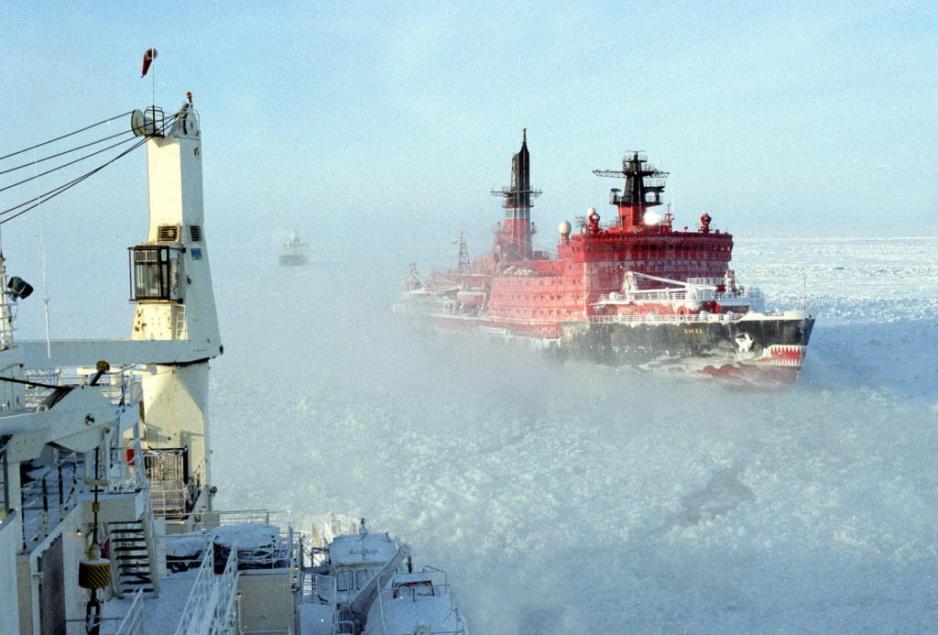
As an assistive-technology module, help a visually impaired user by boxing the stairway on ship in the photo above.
[108,520,156,597]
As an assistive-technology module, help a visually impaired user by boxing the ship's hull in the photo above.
[279,254,308,266]
[396,303,814,387]
[560,314,814,386]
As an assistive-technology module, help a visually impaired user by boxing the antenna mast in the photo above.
[593,152,669,231]
[490,129,542,259]
[455,231,470,273]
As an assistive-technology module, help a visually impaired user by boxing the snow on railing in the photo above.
[174,544,225,635]
[209,543,240,634]
[20,454,81,551]
[172,510,292,545]
[106,437,148,494]
[114,588,146,635]
[174,548,215,634]
[23,366,141,410]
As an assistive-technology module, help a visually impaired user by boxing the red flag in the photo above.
[141,48,158,78]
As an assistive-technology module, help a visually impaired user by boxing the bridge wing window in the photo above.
[130,246,181,301]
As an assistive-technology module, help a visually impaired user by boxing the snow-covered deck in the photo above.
[102,568,198,633]
[298,601,334,635]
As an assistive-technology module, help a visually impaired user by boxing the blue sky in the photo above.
[0,1,935,293]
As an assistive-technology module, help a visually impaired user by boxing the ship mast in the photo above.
[593,152,668,231]
[454,231,470,273]
[128,97,221,510]
[491,129,541,259]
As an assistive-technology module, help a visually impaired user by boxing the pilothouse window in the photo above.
[129,245,182,301]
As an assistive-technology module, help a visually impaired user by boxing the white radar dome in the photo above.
[558,221,572,236]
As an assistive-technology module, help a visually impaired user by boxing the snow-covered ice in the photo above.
[39,235,938,634]
[204,237,938,633]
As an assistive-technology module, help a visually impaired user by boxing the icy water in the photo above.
[209,237,938,634]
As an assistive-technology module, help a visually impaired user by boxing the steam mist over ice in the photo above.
[206,237,938,633]
[11,230,934,632]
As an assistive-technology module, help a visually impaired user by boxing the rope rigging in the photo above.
[0,135,140,194]
[0,110,181,226]
[0,110,134,162]
[0,128,134,177]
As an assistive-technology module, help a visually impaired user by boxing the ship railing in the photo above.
[174,545,217,635]
[149,479,189,517]
[605,289,757,307]
[160,511,293,573]
[164,509,293,566]
[177,509,291,533]
[612,289,690,302]
[296,533,331,602]
[114,588,146,635]
[141,447,193,520]
[589,311,741,325]
[20,451,82,551]
[105,433,149,495]
[174,540,239,635]
[23,366,142,410]
[209,540,241,634]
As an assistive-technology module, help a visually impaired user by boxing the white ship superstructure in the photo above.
[0,88,467,634]
[280,232,310,266]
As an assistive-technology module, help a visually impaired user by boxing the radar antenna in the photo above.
[593,151,669,230]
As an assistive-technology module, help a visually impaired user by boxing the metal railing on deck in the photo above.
[106,437,148,494]
[170,509,290,533]
[589,311,740,325]
[174,540,239,635]
[211,543,240,634]
[115,588,146,635]
[171,510,294,634]
[20,452,81,550]
[149,479,189,516]
[23,367,141,410]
